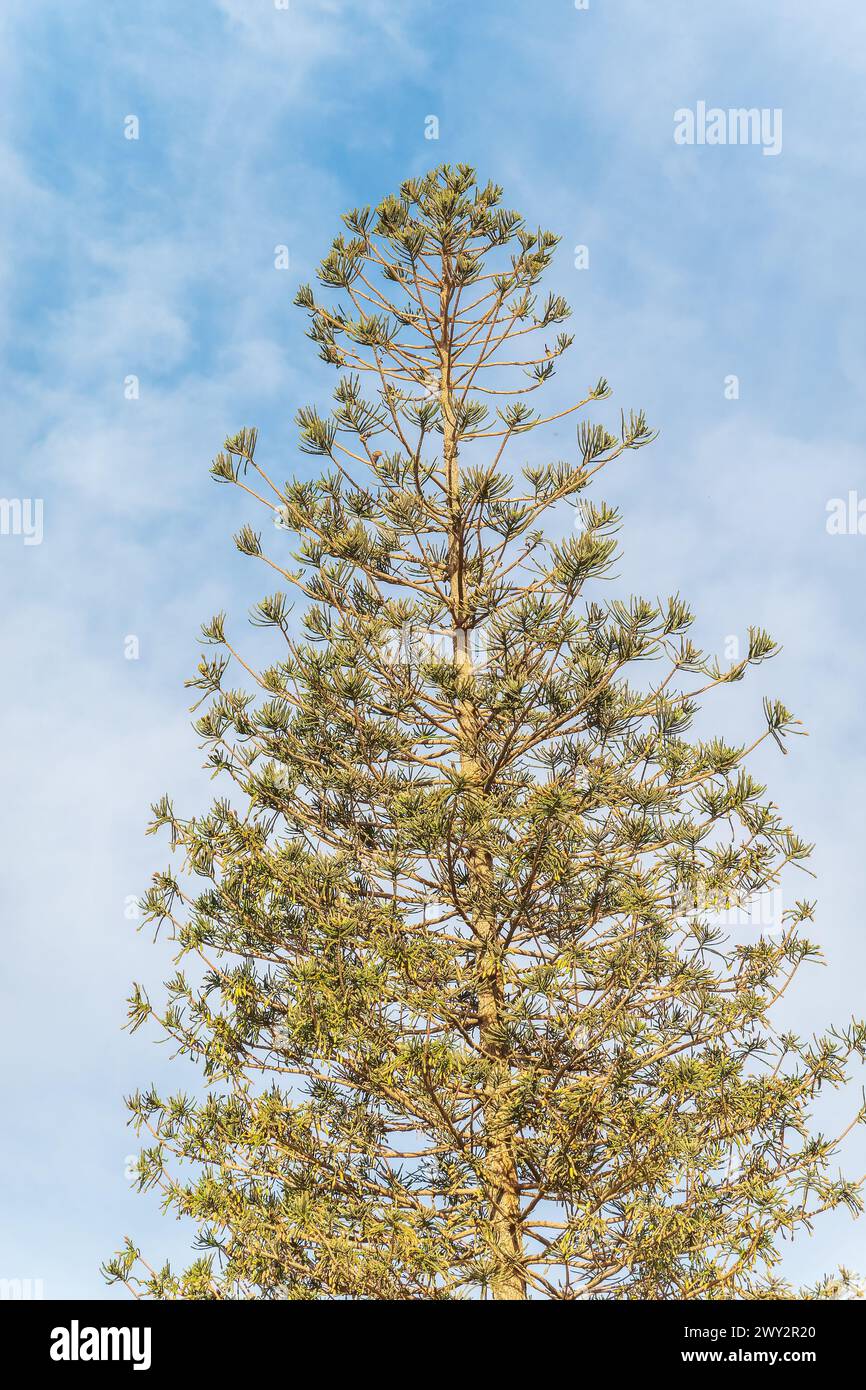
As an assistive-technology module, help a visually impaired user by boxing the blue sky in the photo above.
[3,0,866,1298]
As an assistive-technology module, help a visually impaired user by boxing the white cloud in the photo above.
[2,0,865,1296]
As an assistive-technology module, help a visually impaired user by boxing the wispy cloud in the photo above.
[2,0,865,1294]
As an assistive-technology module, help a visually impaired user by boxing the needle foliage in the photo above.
[105,166,866,1301]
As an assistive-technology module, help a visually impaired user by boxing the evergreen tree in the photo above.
[105,166,866,1301]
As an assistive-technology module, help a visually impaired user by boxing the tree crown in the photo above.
[105,166,866,1301]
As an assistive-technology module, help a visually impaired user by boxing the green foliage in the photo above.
[105,166,865,1302]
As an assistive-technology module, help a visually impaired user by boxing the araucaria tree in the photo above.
[106,166,865,1301]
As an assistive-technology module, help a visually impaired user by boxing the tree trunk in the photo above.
[439,273,526,1300]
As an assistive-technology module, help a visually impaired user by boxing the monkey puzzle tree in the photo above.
[105,166,865,1301]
